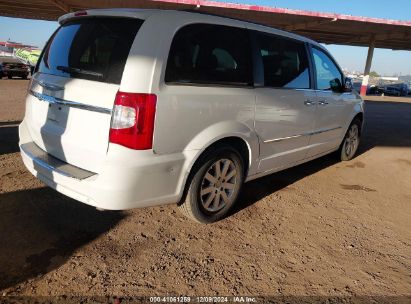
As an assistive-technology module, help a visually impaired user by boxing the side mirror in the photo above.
[344,77,353,92]
[330,78,343,93]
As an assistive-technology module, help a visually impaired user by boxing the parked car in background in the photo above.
[352,82,378,95]
[19,9,364,223]
[384,86,401,96]
[399,83,409,96]
[383,83,409,96]
[352,82,361,94]
[0,62,4,79]
[377,86,385,95]
[0,57,30,79]
[367,85,379,95]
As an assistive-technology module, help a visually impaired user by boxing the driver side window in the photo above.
[312,47,343,91]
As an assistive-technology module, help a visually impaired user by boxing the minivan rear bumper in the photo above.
[19,120,192,210]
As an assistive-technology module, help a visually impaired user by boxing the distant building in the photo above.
[0,41,40,66]
[0,44,13,56]
[399,75,411,84]
[0,41,37,53]
[380,76,399,81]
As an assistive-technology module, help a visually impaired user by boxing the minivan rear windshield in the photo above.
[37,17,143,84]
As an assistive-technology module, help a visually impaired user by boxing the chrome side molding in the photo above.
[33,79,64,91]
[29,90,112,114]
[311,126,342,135]
[264,134,304,143]
[263,126,342,143]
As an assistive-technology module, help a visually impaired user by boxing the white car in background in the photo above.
[19,9,363,223]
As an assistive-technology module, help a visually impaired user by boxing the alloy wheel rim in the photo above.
[200,159,238,213]
[344,124,359,158]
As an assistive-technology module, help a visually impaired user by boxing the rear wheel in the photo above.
[7,75,12,79]
[178,146,244,223]
[22,75,28,80]
[339,119,361,161]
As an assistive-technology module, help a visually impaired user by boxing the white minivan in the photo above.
[20,9,363,223]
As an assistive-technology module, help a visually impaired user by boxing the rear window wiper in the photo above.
[57,65,103,78]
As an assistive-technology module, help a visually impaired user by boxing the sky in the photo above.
[0,0,410,75]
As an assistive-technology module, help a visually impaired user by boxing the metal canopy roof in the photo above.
[1,0,411,50]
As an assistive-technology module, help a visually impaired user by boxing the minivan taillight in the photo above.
[109,92,157,150]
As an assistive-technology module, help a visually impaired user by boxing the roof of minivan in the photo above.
[59,9,324,48]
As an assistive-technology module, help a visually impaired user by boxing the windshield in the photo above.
[37,17,143,84]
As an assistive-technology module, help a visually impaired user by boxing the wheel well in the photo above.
[179,137,250,204]
[202,137,250,174]
[354,112,363,123]
[353,113,364,135]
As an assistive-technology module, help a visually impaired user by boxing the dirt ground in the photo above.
[0,79,410,300]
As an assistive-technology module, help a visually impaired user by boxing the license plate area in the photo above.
[46,103,69,125]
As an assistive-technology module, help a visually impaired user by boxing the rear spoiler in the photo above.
[58,8,153,24]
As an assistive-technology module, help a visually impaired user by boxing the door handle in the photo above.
[318,100,329,106]
[304,100,317,106]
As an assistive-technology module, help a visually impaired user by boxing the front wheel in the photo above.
[178,146,244,223]
[339,119,361,161]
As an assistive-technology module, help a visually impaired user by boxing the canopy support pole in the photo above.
[360,38,375,96]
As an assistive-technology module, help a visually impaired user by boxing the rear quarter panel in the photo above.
[124,12,259,176]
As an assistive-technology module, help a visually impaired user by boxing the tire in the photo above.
[7,75,12,79]
[178,145,244,224]
[339,118,361,161]
[22,75,27,80]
